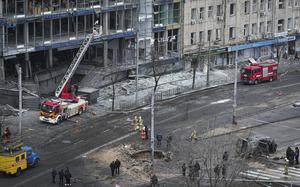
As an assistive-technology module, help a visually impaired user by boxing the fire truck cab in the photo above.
[240,58,278,85]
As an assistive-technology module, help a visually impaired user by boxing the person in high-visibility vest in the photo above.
[138,116,144,131]
[190,130,198,141]
[133,116,139,131]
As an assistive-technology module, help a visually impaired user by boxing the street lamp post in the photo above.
[232,47,238,125]
[18,65,22,136]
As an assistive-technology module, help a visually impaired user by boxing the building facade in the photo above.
[184,0,300,69]
[0,0,183,94]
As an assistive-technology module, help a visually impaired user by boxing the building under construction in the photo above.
[0,0,183,103]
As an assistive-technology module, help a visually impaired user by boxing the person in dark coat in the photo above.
[64,168,72,186]
[182,163,186,176]
[188,161,194,180]
[156,134,162,147]
[223,151,229,162]
[222,164,226,179]
[295,147,299,165]
[166,135,172,150]
[194,161,200,177]
[51,169,57,184]
[150,173,158,187]
[110,161,116,177]
[145,125,149,139]
[115,159,121,175]
[214,164,220,178]
[59,169,64,185]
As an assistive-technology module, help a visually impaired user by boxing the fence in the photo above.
[117,76,234,111]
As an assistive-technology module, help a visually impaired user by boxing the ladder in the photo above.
[55,31,97,97]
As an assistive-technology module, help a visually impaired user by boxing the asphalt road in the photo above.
[1,72,300,187]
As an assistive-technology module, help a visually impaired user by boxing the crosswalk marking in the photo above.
[241,167,300,182]
[240,172,270,180]
[247,170,280,179]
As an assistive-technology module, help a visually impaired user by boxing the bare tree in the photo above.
[191,58,199,89]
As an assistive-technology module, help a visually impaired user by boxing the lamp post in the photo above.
[232,48,238,125]
[17,65,22,136]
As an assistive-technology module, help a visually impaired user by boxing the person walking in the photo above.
[144,125,149,139]
[64,168,72,186]
[59,169,64,185]
[222,164,226,179]
[51,169,57,184]
[223,151,229,162]
[295,147,299,165]
[188,161,194,180]
[182,163,186,176]
[214,164,220,178]
[166,135,172,150]
[115,159,121,175]
[194,161,200,177]
[156,134,162,147]
[110,161,116,177]
[150,173,158,187]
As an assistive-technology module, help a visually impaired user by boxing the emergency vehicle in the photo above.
[240,58,278,85]
[0,142,39,176]
[40,26,101,124]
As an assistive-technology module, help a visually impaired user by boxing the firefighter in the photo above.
[138,116,144,131]
[190,130,198,142]
[133,116,139,131]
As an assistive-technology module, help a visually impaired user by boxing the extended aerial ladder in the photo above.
[54,29,99,100]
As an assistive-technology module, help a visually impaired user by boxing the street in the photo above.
[1,72,300,187]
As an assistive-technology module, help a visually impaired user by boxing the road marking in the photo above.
[210,99,231,105]
[240,172,270,180]
[278,167,300,175]
[293,142,300,146]
[102,129,110,133]
[264,168,291,178]
[272,82,300,90]
[249,170,281,179]
[14,131,137,187]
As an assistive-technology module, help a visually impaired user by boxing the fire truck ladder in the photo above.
[54,31,97,98]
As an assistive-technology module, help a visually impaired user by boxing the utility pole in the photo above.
[150,89,155,170]
[135,37,139,106]
[18,65,22,136]
[206,40,211,87]
[232,48,238,125]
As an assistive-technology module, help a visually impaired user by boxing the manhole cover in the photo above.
[62,140,72,144]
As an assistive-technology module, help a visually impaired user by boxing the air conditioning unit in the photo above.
[191,19,196,25]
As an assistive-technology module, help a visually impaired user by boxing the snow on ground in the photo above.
[93,68,235,111]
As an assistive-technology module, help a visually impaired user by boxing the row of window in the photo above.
[190,17,300,45]
[190,0,300,21]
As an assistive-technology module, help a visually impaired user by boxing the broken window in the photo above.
[116,11,123,31]
[28,22,35,46]
[168,29,178,51]
[109,11,116,31]
[244,1,250,14]
[7,27,16,47]
[267,21,272,32]
[278,19,284,32]
[16,0,25,15]
[288,18,293,29]
[208,6,213,18]
[244,24,249,36]
[260,0,265,11]
[69,17,76,38]
[154,31,165,56]
[44,20,51,41]
[125,10,132,30]
[252,0,257,13]
[207,30,212,42]
[173,3,180,23]
[86,14,93,33]
[267,0,272,10]
[199,31,204,43]
[190,32,196,45]
[199,7,205,20]
[259,22,265,33]
[53,19,60,41]
[61,18,68,37]
[216,28,221,40]
[7,0,15,15]
[216,5,223,16]
[191,8,197,20]
[229,27,235,39]
[279,0,285,9]
[252,23,257,34]
[230,3,236,15]
[78,16,85,35]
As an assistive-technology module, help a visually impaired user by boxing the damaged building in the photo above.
[0,0,183,100]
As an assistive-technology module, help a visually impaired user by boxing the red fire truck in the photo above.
[240,58,278,85]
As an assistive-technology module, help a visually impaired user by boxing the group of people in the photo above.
[156,134,172,149]
[286,146,299,166]
[2,127,11,144]
[51,167,72,186]
[132,116,149,140]
[109,159,121,177]
[181,151,229,180]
